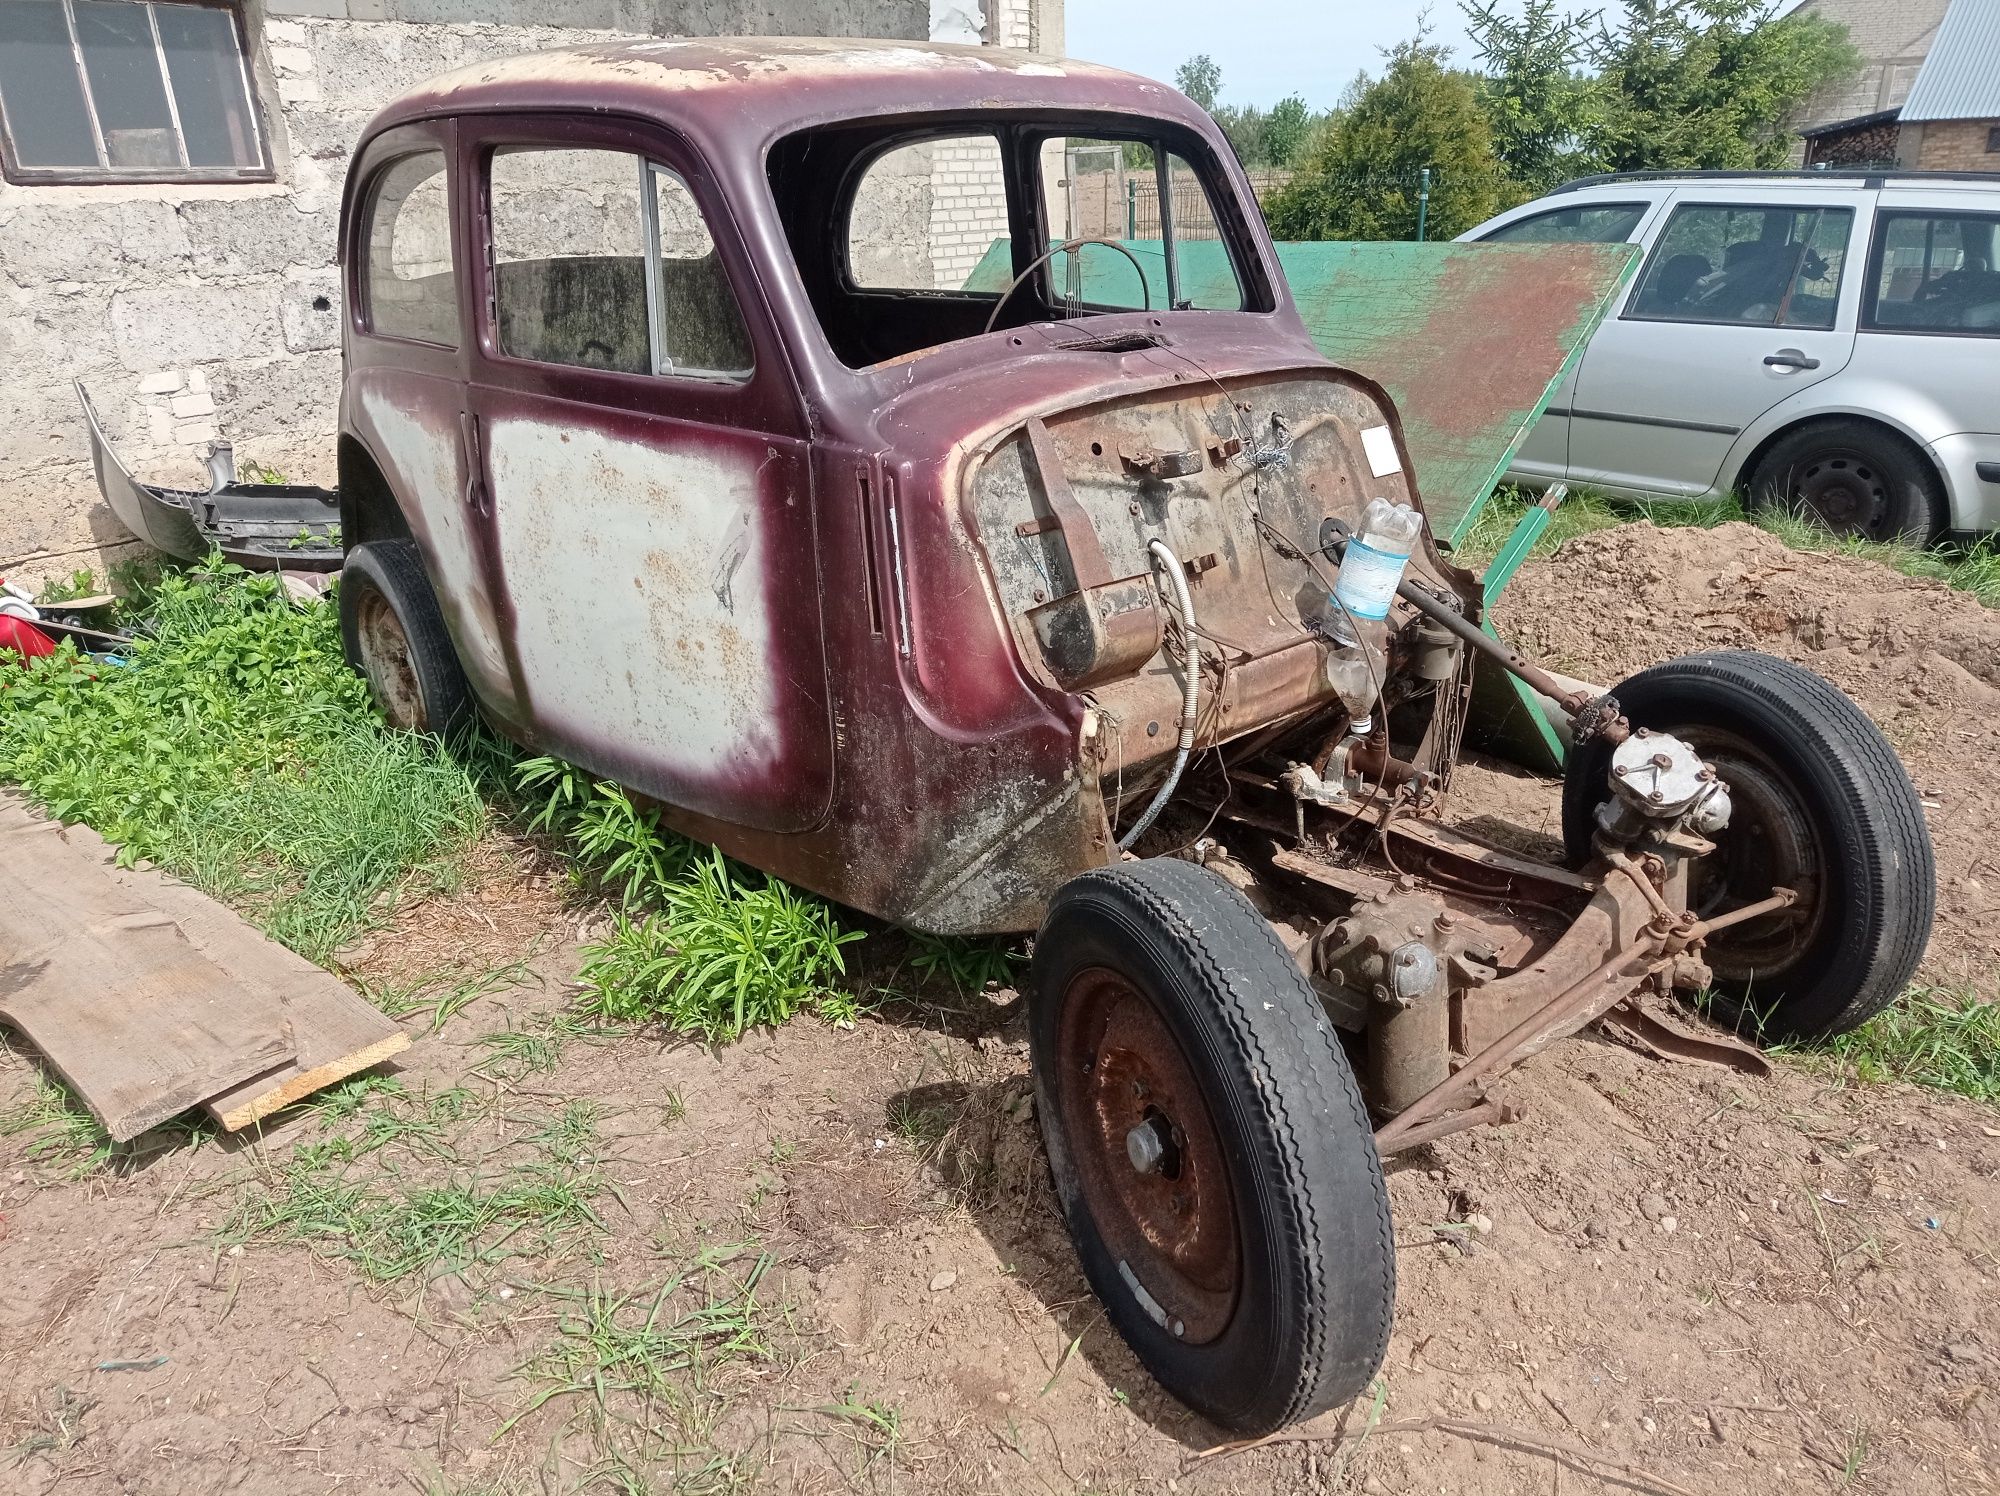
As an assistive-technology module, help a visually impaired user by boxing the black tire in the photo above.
[1746,418,1944,545]
[1563,651,1932,1041]
[1028,859,1393,1435]
[339,539,473,739]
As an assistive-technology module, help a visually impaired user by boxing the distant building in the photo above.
[0,0,1063,581]
[1798,0,2000,171]
[1790,0,1950,132]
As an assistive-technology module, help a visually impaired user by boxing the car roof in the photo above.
[1547,169,2000,196]
[360,35,1190,150]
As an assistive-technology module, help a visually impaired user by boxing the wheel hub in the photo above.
[1788,450,1888,539]
[1057,967,1240,1344]
[1676,726,1823,986]
[354,589,426,732]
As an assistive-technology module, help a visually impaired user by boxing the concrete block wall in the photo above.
[0,0,930,580]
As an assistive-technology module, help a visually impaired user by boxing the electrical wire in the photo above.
[1117,539,1201,850]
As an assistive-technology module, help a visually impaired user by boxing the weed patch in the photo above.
[1800,985,2000,1106]
[0,563,486,961]
[519,759,863,1044]
[504,1249,772,1489]
[228,1090,611,1284]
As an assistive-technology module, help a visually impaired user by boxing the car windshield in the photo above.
[767,114,1263,367]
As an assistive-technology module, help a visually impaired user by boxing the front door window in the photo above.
[489,145,752,380]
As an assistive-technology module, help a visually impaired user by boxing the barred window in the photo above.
[0,0,269,184]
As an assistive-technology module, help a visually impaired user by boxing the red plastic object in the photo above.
[0,614,57,662]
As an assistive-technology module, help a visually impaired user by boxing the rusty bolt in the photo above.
[1613,764,1629,777]
[1362,933,1383,954]
[1648,790,1665,803]
[1397,874,1417,891]
[1650,752,1673,769]
[1371,983,1390,1002]
[1435,911,1456,932]
[1128,501,1141,516]
[1033,588,1046,602]
[1636,727,1652,738]
[1698,765,1716,781]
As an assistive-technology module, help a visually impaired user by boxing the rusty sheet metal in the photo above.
[964,239,1637,544]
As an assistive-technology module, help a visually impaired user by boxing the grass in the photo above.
[0,561,486,961]
[0,1074,114,1179]
[906,931,1023,995]
[503,1248,772,1490]
[1803,984,2000,1105]
[1460,486,2000,610]
[227,1087,611,1285]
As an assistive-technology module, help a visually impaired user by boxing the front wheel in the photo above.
[1029,859,1394,1435]
[1563,650,1933,1041]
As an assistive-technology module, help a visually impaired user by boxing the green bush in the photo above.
[575,848,862,1043]
[0,562,485,959]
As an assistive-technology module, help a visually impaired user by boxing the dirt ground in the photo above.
[3,521,1997,1496]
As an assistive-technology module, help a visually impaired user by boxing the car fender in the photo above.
[1717,375,1963,504]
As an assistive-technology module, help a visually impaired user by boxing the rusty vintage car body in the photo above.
[330,38,1937,1436]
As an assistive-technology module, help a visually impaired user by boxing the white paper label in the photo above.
[1361,424,1401,478]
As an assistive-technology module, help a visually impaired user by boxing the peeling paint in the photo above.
[486,417,780,782]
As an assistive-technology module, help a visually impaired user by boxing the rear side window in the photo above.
[1866,211,2000,336]
[848,133,1012,293]
[361,151,457,347]
[1481,202,1648,244]
[489,145,752,380]
[1626,203,1852,329]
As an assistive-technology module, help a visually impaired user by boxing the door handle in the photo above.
[1763,349,1819,370]
[459,411,490,514]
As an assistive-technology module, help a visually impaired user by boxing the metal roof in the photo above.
[1900,0,2000,122]
[1798,105,1903,137]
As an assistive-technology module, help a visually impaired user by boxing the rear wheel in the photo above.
[339,539,472,739]
[1029,859,1393,1434]
[1746,418,1943,544]
[1563,651,1933,1040]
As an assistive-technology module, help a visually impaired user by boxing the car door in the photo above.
[462,115,833,835]
[342,122,517,708]
[1568,189,1867,498]
[1854,188,2000,493]
[1469,194,1667,482]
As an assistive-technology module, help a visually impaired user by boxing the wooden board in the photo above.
[0,802,293,1140]
[115,866,410,1132]
[0,796,409,1137]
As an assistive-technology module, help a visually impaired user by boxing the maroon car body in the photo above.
[335,37,1448,933]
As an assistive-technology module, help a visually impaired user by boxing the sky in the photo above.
[1064,0,1483,111]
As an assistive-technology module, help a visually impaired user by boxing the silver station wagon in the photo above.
[1463,170,2000,542]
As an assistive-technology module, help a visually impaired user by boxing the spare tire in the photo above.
[1563,650,1932,1041]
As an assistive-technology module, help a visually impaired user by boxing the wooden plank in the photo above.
[90,832,412,1132]
[0,803,293,1141]
[1,795,409,1136]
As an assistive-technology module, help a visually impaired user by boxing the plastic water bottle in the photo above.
[1322,498,1423,715]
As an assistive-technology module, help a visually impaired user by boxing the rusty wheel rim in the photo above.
[1054,966,1240,1344]
[354,588,427,732]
